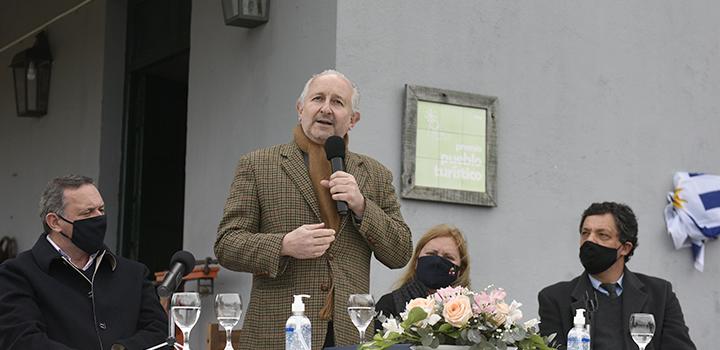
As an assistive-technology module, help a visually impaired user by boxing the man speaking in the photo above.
[215,69,413,349]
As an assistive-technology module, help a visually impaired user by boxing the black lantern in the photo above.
[10,31,53,117]
[222,0,269,28]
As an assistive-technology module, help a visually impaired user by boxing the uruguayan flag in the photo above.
[664,172,720,271]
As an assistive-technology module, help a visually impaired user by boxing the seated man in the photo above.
[538,201,696,350]
[0,175,168,350]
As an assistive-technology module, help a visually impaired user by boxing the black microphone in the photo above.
[324,135,348,215]
[157,250,196,298]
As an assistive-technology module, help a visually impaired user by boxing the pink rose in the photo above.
[402,297,441,326]
[442,295,473,327]
[406,297,436,315]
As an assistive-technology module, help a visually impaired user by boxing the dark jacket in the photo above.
[0,234,168,350]
[537,268,695,350]
[374,279,430,331]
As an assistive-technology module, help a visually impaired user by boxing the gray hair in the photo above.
[297,69,360,113]
[39,175,94,233]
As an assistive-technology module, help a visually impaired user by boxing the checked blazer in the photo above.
[215,141,413,349]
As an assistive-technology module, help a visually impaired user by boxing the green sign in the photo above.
[414,101,486,193]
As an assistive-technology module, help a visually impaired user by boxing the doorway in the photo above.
[120,0,191,274]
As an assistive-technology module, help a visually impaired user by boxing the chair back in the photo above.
[0,236,18,263]
[206,323,240,350]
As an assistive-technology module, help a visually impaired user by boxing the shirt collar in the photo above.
[588,273,624,297]
[45,234,99,271]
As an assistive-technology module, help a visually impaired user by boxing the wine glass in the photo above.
[347,294,376,344]
[215,293,243,350]
[172,292,201,350]
[629,313,655,350]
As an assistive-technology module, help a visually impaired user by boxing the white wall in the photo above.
[186,1,720,349]
[0,0,122,251]
[335,1,718,348]
[183,1,337,347]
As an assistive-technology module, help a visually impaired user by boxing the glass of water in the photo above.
[172,292,201,350]
[215,293,242,350]
[347,294,376,344]
[629,313,655,350]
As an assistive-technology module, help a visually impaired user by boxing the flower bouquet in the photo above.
[361,286,556,350]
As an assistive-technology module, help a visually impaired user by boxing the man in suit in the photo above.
[215,69,413,349]
[0,175,168,350]
[538,202,696,350]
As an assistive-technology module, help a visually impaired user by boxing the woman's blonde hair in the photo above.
[395,224,470,289]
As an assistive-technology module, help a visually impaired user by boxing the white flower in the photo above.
[427,313,442,326]
[494,300,523,327]
[523,318,540,330]
[507,300,523,324]
[381,317,403,338]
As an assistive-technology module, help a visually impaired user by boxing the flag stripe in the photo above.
[699,190,720,210]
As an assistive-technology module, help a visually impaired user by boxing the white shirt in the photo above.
[46,234,98,271]
[588,273,624,297]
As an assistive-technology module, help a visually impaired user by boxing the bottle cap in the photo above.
[292,294,310,313]
[573,308,586,326]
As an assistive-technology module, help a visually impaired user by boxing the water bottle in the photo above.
[286,294,311,350]
[567,308,591,350]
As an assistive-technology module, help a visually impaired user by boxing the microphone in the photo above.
[584,290,598,341]
[157,250,196,298]
[324,135,348,215]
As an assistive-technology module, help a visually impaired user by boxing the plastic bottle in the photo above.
[567,308,591,350]
[285,294,311,350]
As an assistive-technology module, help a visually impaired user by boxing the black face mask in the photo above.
[57,214,107,254]
[416,255,460,289]
[579,241,621,275]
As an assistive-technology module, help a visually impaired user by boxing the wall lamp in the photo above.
[222,0,269,28]
[9,31,53,117]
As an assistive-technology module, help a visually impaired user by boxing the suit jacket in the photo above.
[0,235,168,350]
[537,268,695,350]
[215,142,413,349]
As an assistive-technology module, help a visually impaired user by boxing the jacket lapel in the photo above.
[280,143,322,221]
[345,152,367,193]
[621,268,649,349]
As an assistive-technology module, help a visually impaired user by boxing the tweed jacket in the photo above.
[538,268,696,350]
[0,234,168,350]
[215,141,413,349]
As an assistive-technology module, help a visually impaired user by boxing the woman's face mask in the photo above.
[415,255,460,289]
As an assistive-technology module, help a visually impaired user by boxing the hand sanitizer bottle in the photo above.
[285,294,311,350]
[567,308,591,350]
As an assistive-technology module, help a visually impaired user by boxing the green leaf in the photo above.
[401,307,428,328]
[467,328,485,343]
[421,333,434,347]
[430,336,440,348]
[438,323,454,333]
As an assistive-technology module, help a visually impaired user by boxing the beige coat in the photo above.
[215,142,413,349]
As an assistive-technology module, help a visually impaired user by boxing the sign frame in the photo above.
[401,84,497,206]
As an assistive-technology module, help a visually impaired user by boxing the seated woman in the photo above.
[375,224,470,329]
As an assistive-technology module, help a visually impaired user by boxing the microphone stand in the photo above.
[584,290,598,350]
